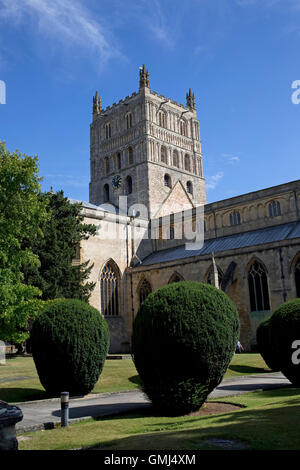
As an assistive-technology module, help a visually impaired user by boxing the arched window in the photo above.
[230,210,241,226]
[161,146,167,164]
[116,152,121,170]
[126,112,132,129]
[248,260,270,312]
[295,257,300,297]
[187,181,193,195]
[104,156,109,175]
[164,174,171,188]
[128,146,133,165]
[100,261,119,316]
[269,201,281,218]
[126,175,132,195]
[103,184,109,202]
[180,119,187,136]
[105,123,111,139]
[184,154,191,172]
[173,150,179,168]
[139,279,152,306]
[168,273,184,284]
[159,111,166,128]
[206,266,223,286]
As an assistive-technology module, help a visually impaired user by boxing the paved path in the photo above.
[16,372,291,432]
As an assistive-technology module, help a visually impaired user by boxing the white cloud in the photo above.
[0,0,121,65]
[206,172,224,190]
[221,153,240,164]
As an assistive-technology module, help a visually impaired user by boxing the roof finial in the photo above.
[139,64,150,90]
[186,88,196,110]
[93,91,102,119]
[50,186,54,194]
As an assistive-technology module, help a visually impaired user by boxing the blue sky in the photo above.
[0,0,299,204]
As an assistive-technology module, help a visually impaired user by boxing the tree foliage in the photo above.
[0,142,48,342]
[23,190,96,302]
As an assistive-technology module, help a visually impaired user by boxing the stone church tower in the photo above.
[89,66,206,218]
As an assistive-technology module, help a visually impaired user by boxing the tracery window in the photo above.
[128,147,133,165]
[269,201,281,218]
[180,119,187,136]
[116,152,121,170]
[161,146,167,164]
[159,111,167,128]
[100,261,119,316]
[126,112,132,129]
[139,279,152,306]
[230,210,241,226]
[184,154,191,172]
[248,260,270,312]
[105,123,111,139]
[173,150,179,168]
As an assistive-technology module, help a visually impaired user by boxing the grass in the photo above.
[0,353,270,403]
[18,387,300,451]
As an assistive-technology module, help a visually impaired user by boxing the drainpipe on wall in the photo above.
[278,247,287,303]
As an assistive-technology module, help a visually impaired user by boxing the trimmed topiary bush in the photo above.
[132,281,240,416]
[256,319,280,371]
[31,299,110,396]
[269,298,300,385]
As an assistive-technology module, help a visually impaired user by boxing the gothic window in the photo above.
[116,152,121,170]
[180,119,187,136]
[187,181,193,195]
[168,273,184,284]
[126,112,133,129]
[173,150,179,168]
[105,123,111,139]
[184,154,191,172]
[103,184,109,202]
[295,257,300,297]
[269,200,281,218]
[159,111,166,128]
[161,146,167,164]
[128,146,133,165]
[230,210,241,226]
[139,279,152,306]
[206,266,223,286]
[164,174,171,188]
[100,261,119,316]
[104,156,109,175]
[248,260,270,312]
[126,175,132,195]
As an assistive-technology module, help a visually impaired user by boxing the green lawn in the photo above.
[18,387,300,451]
[0,353,269,403]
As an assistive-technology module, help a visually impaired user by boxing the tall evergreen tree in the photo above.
[23,190,97,302]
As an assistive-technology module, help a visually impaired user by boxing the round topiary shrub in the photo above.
[31,299,110,396]
[132,281,240,415]
[269,298,300,385]
[256,319,280,371]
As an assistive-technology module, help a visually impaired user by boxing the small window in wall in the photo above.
[159,111,166,128]
[104,156,109,175]
[128,147,134,165]
[161,146,167,164]
[105,123,111,139]
[230,210,241,226]
[164,174,171,188]
[248,260,270,312]
[184,154,191,172]
[173,150,179,168]
[295,257,300,297]
[180,119,187,136]
[116,152,121,170]
[139,279,152,306]
[126,175,132,195]
[104,184,109,202]
[269,201,281,218]
[187,181,193,195]
[126,112,133,129]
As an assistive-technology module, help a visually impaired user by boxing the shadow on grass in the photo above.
[85,400,300,451]
[0,387,48,403]
[228,365,270,375]
[128,375,142,386]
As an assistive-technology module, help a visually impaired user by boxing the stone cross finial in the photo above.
[139,64,150,89]
[186,88,196,110]
[93,91,102,119]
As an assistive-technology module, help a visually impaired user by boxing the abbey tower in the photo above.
[89,66,206,218]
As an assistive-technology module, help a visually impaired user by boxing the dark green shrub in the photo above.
[269,298,300,385]
[132,281,240,415]
[256,319,280,371]
[31,299,110,396]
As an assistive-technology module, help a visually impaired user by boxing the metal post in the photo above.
[60,392,69,427]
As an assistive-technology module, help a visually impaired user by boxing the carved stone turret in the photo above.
[93,91,102,120]
[186,88,196,110]
[139,64,150,90]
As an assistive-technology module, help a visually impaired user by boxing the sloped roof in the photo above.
[141,221,300,266]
